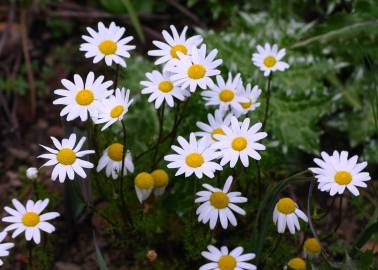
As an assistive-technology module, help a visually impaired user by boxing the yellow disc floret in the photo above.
[288,257,306,270]
[76,89,94,106]
[277,197,296,214]
[334,171,352,185]
[263,56,277,68]
[187,64,206,79]
[210,192,229,209]
[57,148,76,165]
[219,89,235,102]
[135,172,154,189]
[240,100,252,109]
[107,143,124,161]
[211,128,225,141]
[185,153,204,168]
[231,137,248,151]
[98,39,117,55]
[304,238,321,255]
[110,105,124,118]
[218,255,237,270]
[151,169,169,188]
[22,212,40,227]
[158,81,174,93]
[170,44,187,58]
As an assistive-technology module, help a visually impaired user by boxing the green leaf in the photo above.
[93,231,109,270]
[121,0,145,42]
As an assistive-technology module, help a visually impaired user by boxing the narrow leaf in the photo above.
[121,0,145,42]
[93,231,109,270]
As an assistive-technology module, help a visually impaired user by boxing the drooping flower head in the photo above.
[151,169,170,196]
[304,237,321,256]
[134,172,154,203]
[286,257,306,270]
[232,83,262,116]
[273,197,308,234]
[252,43,289,76]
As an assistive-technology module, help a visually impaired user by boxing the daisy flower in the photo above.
[96,143,134,179]
[309,150,371,196]
[195,176,247,229]
[26,167,38,180]
[252,43,289,76]
[53,72,113,122]
[147,25,203,65]
[201,73,248,112]
[92,88,133,131]
[304,237,321,257]
[200,245,256,270]
[2,198,60,244]
[232,83,262,116]
[167,44,222,92]
[38,134,95,183]
[195,110,233,146]
[0,232,14,266]
[140,70,188,108]
[164,133,222,179]
[134,172,154,203]
[151,169,169,196]
[211,117,267,168]
[80,21,135,67]
[273,197,308,234]
[286,257,306,270]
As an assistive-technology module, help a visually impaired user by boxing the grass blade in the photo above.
[121,0,145,42]
[93,231,109,270]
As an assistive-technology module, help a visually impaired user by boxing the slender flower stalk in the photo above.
[262,73,272,130]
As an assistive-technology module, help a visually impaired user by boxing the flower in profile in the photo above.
[38,134,95,183]
[273,197,308,234]
[2,198,60,244]
[164,133,222,179]
[252,43,289,76]
[0,232,14,266]
[309,150,371,196]
[151,169,169,196]
[167,44,222,92]
[53,72,113,122]
[286,257,306,270]
[202,73,248,112]
[97,143,134,179]
[80,21,135,67]
[147,25,203,66]
[92,88,133,131]
[211,117,267,168]
[134,172,154,203]
[195,110,233,146]
[200,245,256,270]
[232,83,261,116]
[140,70,188,108]
[304,237,321,257]
[26,167,38,180]
[195,176,247,230]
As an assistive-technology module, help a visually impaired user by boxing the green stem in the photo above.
[262,73,273,130]
[28,242,33,270]
[152,104,165,167]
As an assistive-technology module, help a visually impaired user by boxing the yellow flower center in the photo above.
[56,148,76,165]
[211,128,225,142]
[218,255,237,270]
[135,172,154,189]
[288,257,306,270]
[22,212,40,227]
[151,169,169,188]
[240,100,252,109]
[263,55,277,68]
[98,39,117,55]
[107,143,124,161]
[170,44,187,58]
[185,153,204,168]
[110,105,124,118]
[231,137,248,151]
[75,89,94,106]
[187,64,206,79]
[158,81,174,93]
[219,89,235,102]
[277,197,296,214]
[334,171,352,185]
[304,238,321,255]
[210,192,229,209]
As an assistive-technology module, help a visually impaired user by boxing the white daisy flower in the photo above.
[0,232,14,266]
[151,169,169,196]
[38,134,95,183]
[195,110,233,146]
[167,44,222,92]
[195,176,247,230]
[273,197,308,234]
[201,73,248,112]
[26,167,38,180]
[164,133,222,179]
[212,117,267,168]
[53,72,113,122]
[200,245,256,270]
[80,21,135,67]
[96,143,134,179]
[232,83,262,117]
[140,70,188,108]
[92,87,133,131]
[309,150,371,196]
[134,172,154,203]
[2,198,60,245]
[147,25,203,66]
[252,43,289,76]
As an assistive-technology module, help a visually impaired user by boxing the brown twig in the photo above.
[165,0,205,28]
